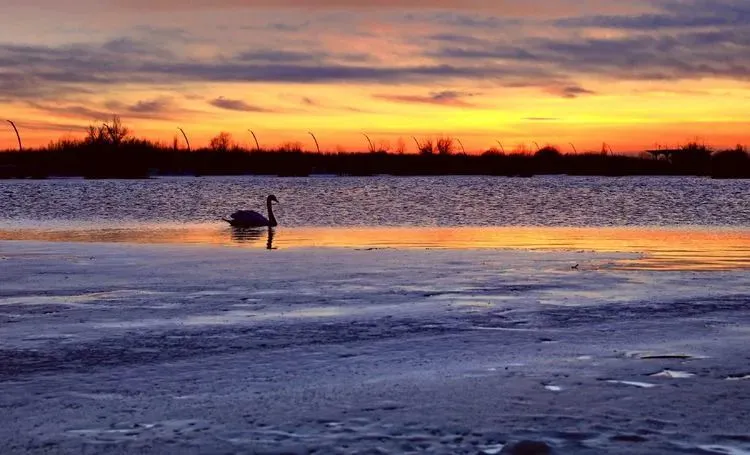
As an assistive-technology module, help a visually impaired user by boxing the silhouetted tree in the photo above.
[483,147,505,157]
[277,141,304,153]
[436,137,455,155]
[418,138,435,155]
[84,115,131,147]
[711,146,750,178]
[534,146,562,160]
[672,142,712,175]
[209,132,234,152]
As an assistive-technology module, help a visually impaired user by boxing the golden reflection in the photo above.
[0,225,748,271]
[229,227,275,250]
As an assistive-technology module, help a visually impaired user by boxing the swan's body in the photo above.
[224,195,278,227]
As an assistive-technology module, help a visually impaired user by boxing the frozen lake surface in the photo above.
[1,241,749,454]
[1,175,748,453]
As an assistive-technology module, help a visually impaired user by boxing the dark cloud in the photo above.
[26,102,114,121]
[101,37,174,58]
[2,0,750,106]
[431,27,750,82]
[235,50,322,63]
[548,86,596,99]
[281,94,372,113]
[557,0,750,30]
[129,98,174,113]
[104,97,177,116]
[29,97,189,122]
[209,97,273,112]
[376,90,479,106]
[403,11,522,28]
[12,120,90,133]
[428,33,489,45]
[138,61,495,83]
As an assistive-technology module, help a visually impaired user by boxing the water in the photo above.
[0,175,747,227]
[1,176,748,269]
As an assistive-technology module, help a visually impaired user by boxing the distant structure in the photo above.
[645,148,680,160]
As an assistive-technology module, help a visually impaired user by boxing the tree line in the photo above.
[1,116,748,179]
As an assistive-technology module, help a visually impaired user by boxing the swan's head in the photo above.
[267,194,279,204]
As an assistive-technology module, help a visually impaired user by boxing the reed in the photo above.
[178,127,191,152]
[308,132,321,154]
[6,120,22,151]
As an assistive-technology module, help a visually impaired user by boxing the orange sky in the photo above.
[2,1,750,152]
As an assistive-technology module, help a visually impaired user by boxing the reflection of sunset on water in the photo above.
[1,225,748,271]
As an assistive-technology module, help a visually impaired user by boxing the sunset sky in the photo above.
[2,0,749,152]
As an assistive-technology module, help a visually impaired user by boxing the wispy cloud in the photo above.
[209,97,274,112]
[546,86,596,99]
[376,90,479,106]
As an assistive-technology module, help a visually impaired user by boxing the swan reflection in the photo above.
[229,226,275,249]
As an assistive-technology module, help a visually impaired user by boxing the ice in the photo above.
[650,370,696,379]
[726,375,750,381]
[1,240,749,454]
[698,446,750,455]
[606,380,658,389]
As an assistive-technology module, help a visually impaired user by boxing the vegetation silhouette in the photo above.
[0,118,748,179]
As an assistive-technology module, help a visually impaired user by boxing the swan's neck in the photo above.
[267,200,277,227]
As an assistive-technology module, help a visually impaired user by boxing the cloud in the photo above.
[101,0,649,17]
[129,98,174,113]
[557,0,750,30]
[28,97,191,123]
[26,102,115,121]
[376,90,479,106]
[209,97,273,112]
[2,0,750,107]
[13,120,90,133]
[235,50,322,63]
[430,27,750,83]
[548,86,596,99]
[101,37,174,58]
[104,97,178,117]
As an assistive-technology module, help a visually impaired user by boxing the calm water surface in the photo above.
[0,175,748,227]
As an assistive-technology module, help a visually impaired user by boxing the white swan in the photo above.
[224,195,278,227]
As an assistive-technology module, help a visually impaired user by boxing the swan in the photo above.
[224,195,278,227]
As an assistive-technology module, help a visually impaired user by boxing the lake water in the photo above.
[0,175,747,227]
[1,176,748,270]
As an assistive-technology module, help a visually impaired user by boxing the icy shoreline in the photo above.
[1,241,749,454]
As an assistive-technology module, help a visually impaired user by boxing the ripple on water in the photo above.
[0,175,748,227]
